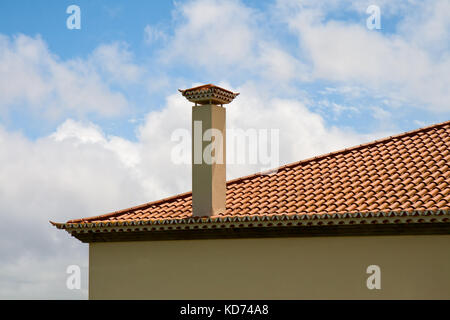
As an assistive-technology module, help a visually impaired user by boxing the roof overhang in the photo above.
[51,209,450,243]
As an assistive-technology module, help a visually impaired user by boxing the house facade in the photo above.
[52,85,450,299]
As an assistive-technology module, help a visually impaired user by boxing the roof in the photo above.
[52,120,450,242]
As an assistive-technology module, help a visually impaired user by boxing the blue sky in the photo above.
[1,0,447,140]
[0,0,174,139]
[0,1,173,58]
[0,0,449,298]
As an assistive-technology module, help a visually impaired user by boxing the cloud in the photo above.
[51,119,106,144]
[0,34,130,119]
[317,100,360,119]
[154,0,450,112]
[226,83,383,176]
[159,0,306,83]
[164,0,257,67]
[279,0,450,111]
[89,42,142,84]
[257,45,309,82]
[396,0,450,56]
[370,106,391,121]
[0,121,148,299]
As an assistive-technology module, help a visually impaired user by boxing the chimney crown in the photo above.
[179,84,239,105]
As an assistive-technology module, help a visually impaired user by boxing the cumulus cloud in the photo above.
[164,0,257,67]
[0,34,133,119]
[279,0,450,111]
[89,42,142,85]
[154,0,450,112]
[397,0,450,56]
[160,0,306,83]
[0,129,118,298]
[0,118,151,299]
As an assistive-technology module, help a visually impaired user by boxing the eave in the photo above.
[51,209,450,243]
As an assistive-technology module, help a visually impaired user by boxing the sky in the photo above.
[0,0,449,299]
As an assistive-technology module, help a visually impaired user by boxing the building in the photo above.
[52,84,450,299]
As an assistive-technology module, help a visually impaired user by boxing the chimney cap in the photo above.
[179,84,239,105]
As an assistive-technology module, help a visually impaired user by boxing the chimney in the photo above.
[179,84,239,217]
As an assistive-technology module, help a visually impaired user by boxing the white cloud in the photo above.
[89,42,142,84]
[51,119,106,144]
[52,119,141,168]
[333,103,359,114]
[155,0,450,112]
[257,44,309,82]
[396,0,450,56]
[370,106,391,120]
[164,0,256,67]
[226,83,380,176]
[0,125,145,299]
[160,0,306,83]
[0,34,130,119]
[280,0,450,112]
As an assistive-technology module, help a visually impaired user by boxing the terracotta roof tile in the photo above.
[65,120,450,224]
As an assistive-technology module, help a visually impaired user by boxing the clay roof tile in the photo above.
[61,120,450,224]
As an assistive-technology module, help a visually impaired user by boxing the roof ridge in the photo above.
[64,119,450,223]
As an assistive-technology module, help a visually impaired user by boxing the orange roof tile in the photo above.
[59,120,450,227]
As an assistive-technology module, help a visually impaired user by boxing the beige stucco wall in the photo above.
[89,235,450,299]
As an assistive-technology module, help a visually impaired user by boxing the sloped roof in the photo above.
[52,120,450,241]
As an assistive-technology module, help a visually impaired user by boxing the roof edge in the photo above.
[53,208,450,230]
[55,209,450,243]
